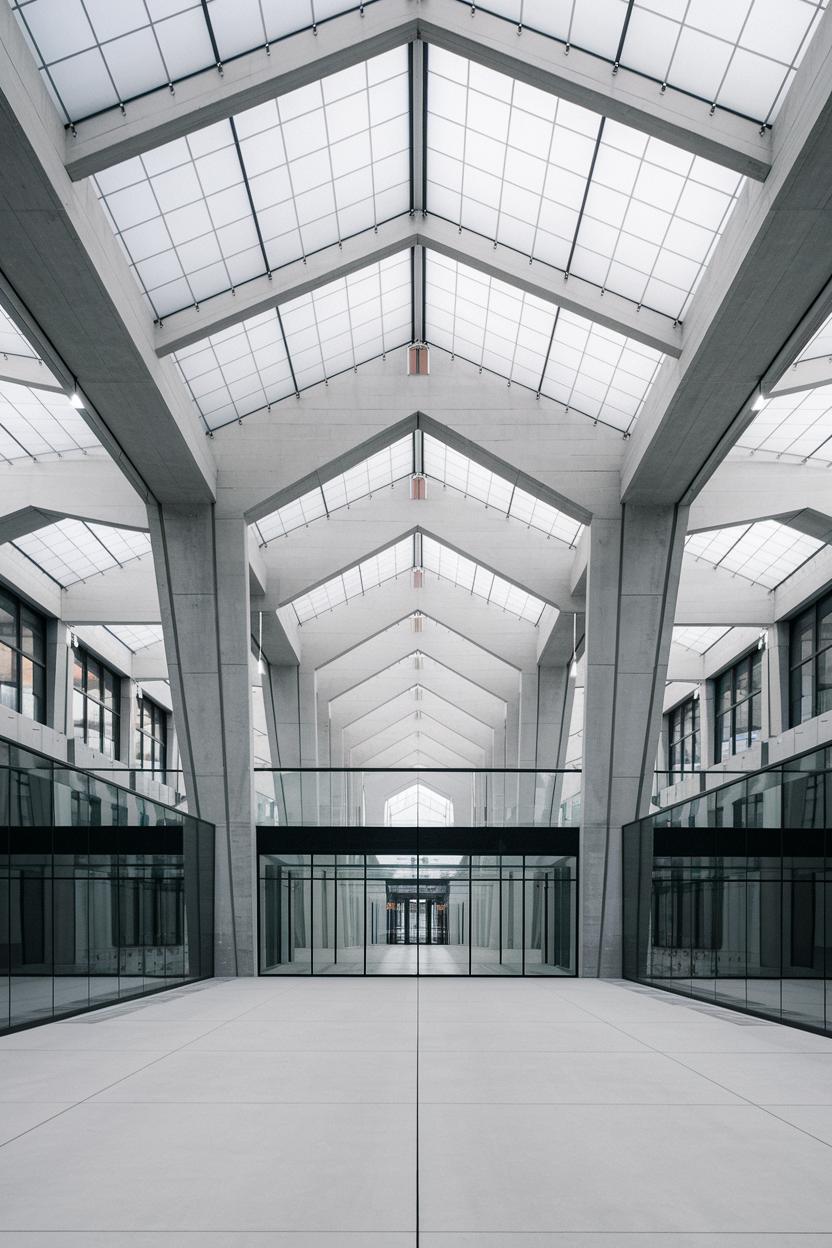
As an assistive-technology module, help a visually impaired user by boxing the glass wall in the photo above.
[258,845,577,977]
[72,645,120,759]
[623,746,832,1035]
[0,587,46,723]
[0,740,215,1033]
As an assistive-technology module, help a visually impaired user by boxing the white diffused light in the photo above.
[751,385,766,411]
[69,390,84,410]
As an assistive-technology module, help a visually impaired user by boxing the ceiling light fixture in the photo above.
[569,611,578,677]
[751,383,766,411]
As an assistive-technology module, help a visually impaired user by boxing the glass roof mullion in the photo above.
[273,308,300,397]
[707,1,755,114]
[492,78,517,249]
[612,1,636,70]
[82,521,124,569]
[564,117,606,279]
[535,306,561,398]
[76,0,122,108]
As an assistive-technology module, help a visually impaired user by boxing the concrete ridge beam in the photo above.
[155,217,680,359]
[64,1,769,183]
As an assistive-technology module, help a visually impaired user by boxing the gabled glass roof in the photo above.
[105,624,164,652]
[94,49,408,320]
[288,535,413,623]
[0,380,101,463]
[12,520,151,587]
[737,383,832,464]
[10,0,376,125]
[426,253,663,432]
[427,48,743,322]
[283,532,548,624]
[796,310,832,364]
[0,305,37,359]
[672,626,731,654]
[385,782,453,826]
[463,1,826,124]
[255,434,412,544]
[421,535,546,625]
[175,252,411,428]
[685,521,823,590]
[422,433,583,545]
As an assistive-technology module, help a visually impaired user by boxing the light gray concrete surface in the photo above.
[1,978,832,1243]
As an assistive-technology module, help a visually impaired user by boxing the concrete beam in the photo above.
[156,217,680,359]
[326,647,509,715]
[342,686,497,745]
[0,2,216,504]
[351,711,485,767]
[360,727,481,770]
[217,352,619,522]
[0,457,148,542]
[770,354,832,398]
[65,0,769,182]
[675,556,773,625]
[622,8,832,505]
[690,459,832,531]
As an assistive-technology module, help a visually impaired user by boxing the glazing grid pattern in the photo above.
[427,48,744,323]
[421,534,546,624]
[12,520,152,587]
[254,435,413,544]
[105,624,165,652]
[0,306,37,359]
[8,0,378,123]
[0,381,101,463]
[425,253,663,432]
[672,625,731,654]
[174,253,411,428]
[422,433,583,546]
[685,521,824,590]
[287,535,413,624]
[462,0,826,123]
[93,49,409,320]
[736,383,832,464]
[796,311,832,363]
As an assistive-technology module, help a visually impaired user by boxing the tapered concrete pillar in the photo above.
[536,662,576,825]
[767,623,791,738]
[148,503,255,976]
[581,504,687,977]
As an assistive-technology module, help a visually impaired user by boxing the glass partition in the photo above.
[257,832,578,977]
[0,738,215,1034]
[623,745,832,1035]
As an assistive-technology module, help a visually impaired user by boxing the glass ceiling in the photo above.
[283,532,548,625]
[685,521,823,590]
[462,1,826,124]
[796,309,832,364]
[426,253,663,432]
[0,380,101,463]
[672,625,731,654]
[12,520,151,587]
[10,0,378,124]
[427,48,743,322]
[105,624,164,652]
[94,48,408,319]
[174,252,411,429]
[736,382,832,464]
[385,783,454,826]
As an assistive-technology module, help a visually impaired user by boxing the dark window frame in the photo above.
[714,649,762,763]
[666,694,700,778]
[0,585,47,723]
[72,646,121,759]
[136,693,168,780]
[789,590,832,727]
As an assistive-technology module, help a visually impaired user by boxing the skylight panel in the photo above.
[427,48,743,321]
[0,306,37,359]
[672,626,731,654]
[256,487,328,544]
[685,521,823,589]
[12,520,152,587]
[736,383,832,464]
[10,0,381,125]
[106,625,164,652]
[280,253,411,391]
[323,435,413,510]
[455,1,826,124]
[796,311,832,364]
[174,254,411,429]
[421,534,546,624]
[94,48,408,319]
[425,253,662,431]
[289,535,412,623]
[0,381,101,463]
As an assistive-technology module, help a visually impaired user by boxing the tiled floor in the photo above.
[1,977,832,1244]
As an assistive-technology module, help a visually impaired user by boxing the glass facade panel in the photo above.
[714,650,762,763]
[0,590,46,724]
[790,588,832,726]
[72,646,121,759]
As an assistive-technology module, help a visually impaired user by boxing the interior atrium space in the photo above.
[4,0,832,1241]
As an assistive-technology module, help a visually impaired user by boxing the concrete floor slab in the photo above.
[0,978,830,1239]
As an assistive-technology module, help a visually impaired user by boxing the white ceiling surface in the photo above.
[672,625,731,654]
[12,520,152,587]
[105,624,165,652]
[737,383,832,463]
[0,304,37,359]
[684,520,823,590]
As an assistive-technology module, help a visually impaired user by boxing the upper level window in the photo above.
[0,587,46,723]
[667,695,700,777]
[73,647,120,759]
[136,694,167,779]
[715,650,762,762]
[789,592,832,726]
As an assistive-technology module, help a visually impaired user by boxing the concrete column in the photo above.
[767,623,791,738]
[581,504,687,978]
[46,620,70,736]
[536,662,576,824]
[148,503,255,976]
[517,668,539,824]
